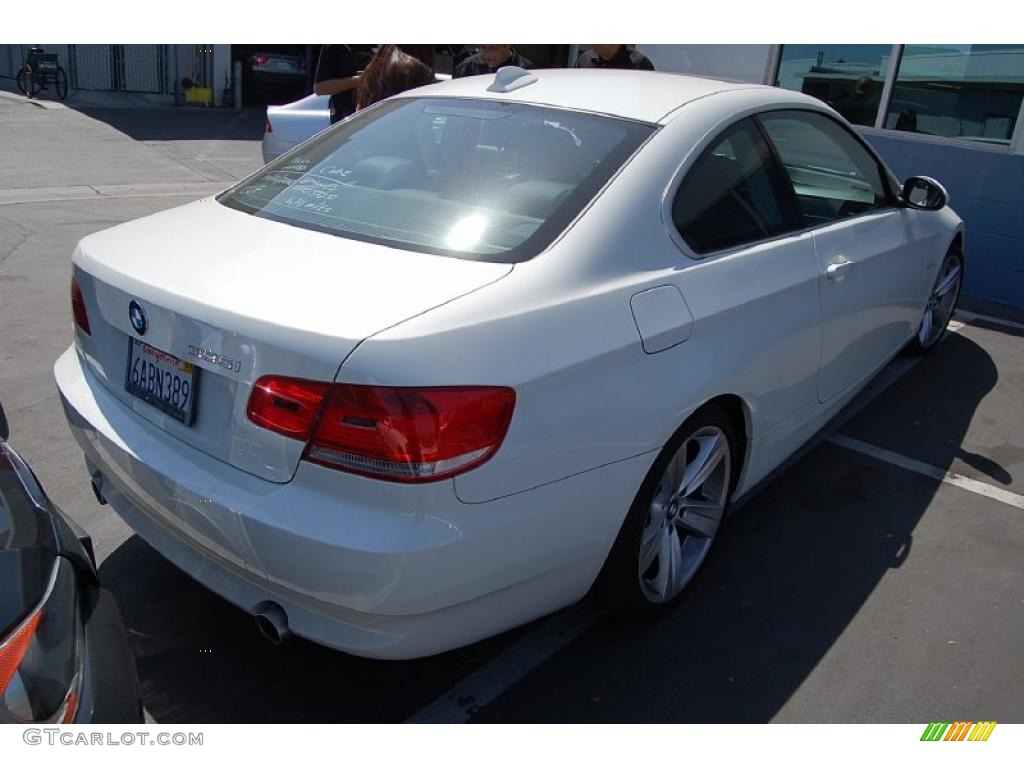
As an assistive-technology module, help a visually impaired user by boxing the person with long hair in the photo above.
[356,45,436,110]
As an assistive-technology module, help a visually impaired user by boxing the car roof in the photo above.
[410,69,773,124]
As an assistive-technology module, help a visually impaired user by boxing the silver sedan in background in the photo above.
[262,74,452,164]
[262,93,331,164]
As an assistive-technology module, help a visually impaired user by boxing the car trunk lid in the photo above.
[72,200,511,483]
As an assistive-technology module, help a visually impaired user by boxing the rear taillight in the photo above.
[246,377,515,483]
[264,117,273,134]
[251,55,270,66]
[0,558,82,724]
[70,278,90,336]
[247,376,329,440]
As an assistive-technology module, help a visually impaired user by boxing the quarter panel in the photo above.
[342,101,825,503]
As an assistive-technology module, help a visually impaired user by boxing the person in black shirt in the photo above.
[575,45,654,71]
[314,44,360,123]
[833,76,878,127]
[453,45,534,78]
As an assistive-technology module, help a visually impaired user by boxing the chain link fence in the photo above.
[68,44,166,93]
[1,44,214,99]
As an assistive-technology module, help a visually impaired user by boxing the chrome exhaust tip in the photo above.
[253,601,291,645]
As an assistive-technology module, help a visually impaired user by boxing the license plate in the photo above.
[125,339,199,425]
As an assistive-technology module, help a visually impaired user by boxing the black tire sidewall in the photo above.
[907,246,963,356]
[602,402,739,619]
[56,68,68,100]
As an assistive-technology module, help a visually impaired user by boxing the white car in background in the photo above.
[55,68,963,659]
[262,93,331,164]
[263,74,452,164]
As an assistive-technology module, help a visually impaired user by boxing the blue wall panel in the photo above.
[859,129,1024,308]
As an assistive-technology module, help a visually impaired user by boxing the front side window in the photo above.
[758,110,890,226]
[672,118,798,255]
[885,45,1024,143]
[775,45,894,127]
[218,97,653,263]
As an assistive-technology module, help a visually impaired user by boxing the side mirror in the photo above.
[0,401,8,442]
[900,175,949,211]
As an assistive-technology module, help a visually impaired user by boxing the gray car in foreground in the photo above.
[0,401,142,723]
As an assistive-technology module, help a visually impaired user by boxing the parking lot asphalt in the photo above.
[1,96,1021,723]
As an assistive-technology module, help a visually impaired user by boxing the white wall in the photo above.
[641,44,773,83]
[213,45,231,106]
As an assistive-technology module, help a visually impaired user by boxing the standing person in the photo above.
[356,45,436,110]
[453,45,534,78]
[314,44,360,124]
[833,76,877,126]
[575,45,654,71]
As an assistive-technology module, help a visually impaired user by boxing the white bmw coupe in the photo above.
[55,68,963,659]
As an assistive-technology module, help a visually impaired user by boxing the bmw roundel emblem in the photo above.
[128,300,147,336]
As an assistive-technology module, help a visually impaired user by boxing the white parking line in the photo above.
[405,601,604,723]
[955,309,1024,334]
[829,434,1024,510]
[405,318,995,723]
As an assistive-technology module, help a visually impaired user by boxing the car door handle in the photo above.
[826,257,854,281]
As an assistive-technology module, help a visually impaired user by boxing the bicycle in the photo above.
[16,46,68,100]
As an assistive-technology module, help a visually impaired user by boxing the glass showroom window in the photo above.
[885,45,1024,143]
[775,45,894,126]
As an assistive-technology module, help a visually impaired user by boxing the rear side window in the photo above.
[672,118,798,255]
[218,97,653,263]
[757,110,889,226]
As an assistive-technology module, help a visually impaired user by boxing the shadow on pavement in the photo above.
[100,332,1004,723]
[842,322,1022,491]
[98,534,534,723]
[75,107,267,143]
[473,331,1005,722]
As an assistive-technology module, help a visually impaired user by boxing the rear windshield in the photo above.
[218,97,654,262]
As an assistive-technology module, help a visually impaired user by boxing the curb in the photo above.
[0,88,65,109]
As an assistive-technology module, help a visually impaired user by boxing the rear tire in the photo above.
[905,246,963,356]
[602,403,738,619]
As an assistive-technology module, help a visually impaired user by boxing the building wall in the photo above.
[645,44,1024,309]
[861,129,1024,306]
[1,44,231,105]
[642,44,772,83]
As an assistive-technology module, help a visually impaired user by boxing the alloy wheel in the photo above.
[638,425,731,603]
[918,252,962,348]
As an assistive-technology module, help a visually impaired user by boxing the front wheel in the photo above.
[603,404,737,618]
[906,247,963,355]
[55,67,68,100]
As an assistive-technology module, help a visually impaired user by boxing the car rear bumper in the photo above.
[55,345,648,658]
